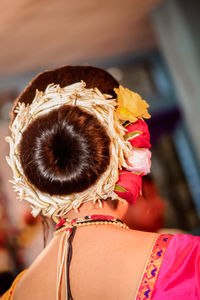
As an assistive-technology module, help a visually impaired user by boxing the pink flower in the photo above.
[126,149,151,175]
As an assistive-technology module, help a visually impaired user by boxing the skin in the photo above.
[13,200,158,300]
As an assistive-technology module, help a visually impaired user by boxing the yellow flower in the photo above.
[114,85,151,122]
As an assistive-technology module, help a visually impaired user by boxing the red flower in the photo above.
[124,120,151,149]
[114,171,142,204]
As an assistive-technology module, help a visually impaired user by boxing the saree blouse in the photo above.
[3,233,200,299]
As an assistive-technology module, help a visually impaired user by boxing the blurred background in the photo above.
[0,0,200,294]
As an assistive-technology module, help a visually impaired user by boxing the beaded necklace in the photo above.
[54,214,128,300]
[55,214,129,234]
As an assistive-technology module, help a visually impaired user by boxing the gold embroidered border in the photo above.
[136,234,172,300]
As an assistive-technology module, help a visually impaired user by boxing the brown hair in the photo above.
[11,66,119,123]
[19,104,111,195]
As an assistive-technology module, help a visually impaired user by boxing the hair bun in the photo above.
[19,105,110,196]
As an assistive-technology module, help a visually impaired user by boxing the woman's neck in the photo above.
[62,200,128,221]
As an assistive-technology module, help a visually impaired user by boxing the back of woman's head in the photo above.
[7,65,151,218]
[19,104,110,196]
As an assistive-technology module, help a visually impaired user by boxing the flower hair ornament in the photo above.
[114,86,151,204]
[6,72,151,219]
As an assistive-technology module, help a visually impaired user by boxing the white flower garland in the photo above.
[6,81,131,218]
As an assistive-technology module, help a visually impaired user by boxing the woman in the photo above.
[3,66,200,299]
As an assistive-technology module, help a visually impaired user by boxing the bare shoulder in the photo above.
[13,235,60,300]
[121,228,159,249]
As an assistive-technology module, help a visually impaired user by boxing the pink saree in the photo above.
[137,234,200,299]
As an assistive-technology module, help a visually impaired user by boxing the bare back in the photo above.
[14,226,158,300]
